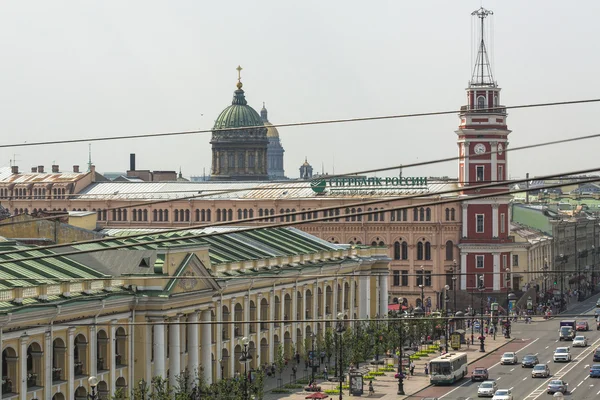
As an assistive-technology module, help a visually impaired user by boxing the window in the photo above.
[416,270,423,286]
[503,254,507,269]
[401,271,409,286]
[476,166,484,182]
[445,208,450,221]
[425,242,431,260]
[249,154,255,168]
[401,241,408,260]
[512,254,519,267]
[417,242,424,260]
[450,208,455,221]
[413,208,418,221]
[500,213,506,234]
[238,153,245,169]
[477,96,486,109]
[424,271,432,287]
[476,274,485,289]
[476,255,484,268]
[425,208,431,221]
[393,271,400,286]
[419,207,425,221]
[228,153,235,169]
[445,240,454,261]
[476,214,484,233]
[393,242,401,260]
[498,165,504,181]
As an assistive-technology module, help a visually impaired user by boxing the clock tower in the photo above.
[457,8,517,294]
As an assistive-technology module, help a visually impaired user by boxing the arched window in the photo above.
[201,209,206,221]
[451,208,456,221]
[445,208,450,221]
[417,242,424,260]
[425,208,431,221]
[237,209,243,220]
[174,210,179,222]
[143,209,148,221]
[249,209,254,218]
[185,209,190,221]
[367,208,373,222]
[206,209,211,221]
[477,95,486,109]
[401,241,408,260]
[158,209,163,222]
[243,209,248,219]
[445,240,454,261]
[425,242,431,260]
[357,208,362,222]
[393,242,401,260]
[153,209,157,221]
[419,207,425,221]
[132,209,137,221]
[413,208,418,221]
[122,209,127,221]
[227,209,232,221]
[195,209,200,221]
[163,209,168,221]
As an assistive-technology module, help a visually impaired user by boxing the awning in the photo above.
[388,304,408,311]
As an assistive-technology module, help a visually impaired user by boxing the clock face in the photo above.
[498,143,504,155]
[474,143,486,155]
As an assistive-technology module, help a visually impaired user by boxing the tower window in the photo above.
[476,166,484,182]
[498,165,504,181]
[477,96,486,109]
[476,255,484,268]
[476,214,484,233]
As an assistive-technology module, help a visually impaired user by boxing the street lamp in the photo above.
[335,313,346,400]
[478,275,486,353]
[444,285,450,353]
[420,265,425,310]
[505,267,511,329]
[239,337,253,400]
[543,258,549,300]
[310,332,317,384]
[452,259,458,312]
[396,298,405,395]
[138,379,147,400]
[88,376,98,400]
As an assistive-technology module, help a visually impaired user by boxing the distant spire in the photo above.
[470,7,495,87]
[231,65,248,105]
[260,102,268,122]
[87,144,93,172]
[236,65,243,89]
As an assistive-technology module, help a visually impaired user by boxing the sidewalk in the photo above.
[261,337,513,399]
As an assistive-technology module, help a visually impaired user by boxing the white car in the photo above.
[478,380,498,397]
[553,347,571,362]
[492,389,513,400]
[500,352,518,365]
[573,335,588,347]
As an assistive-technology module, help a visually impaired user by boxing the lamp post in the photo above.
[138,379,147,400]
[239,337,253,400]
[310,332,317,384]
[543,258,548,301]
[470,280,475,345]
[335,313,346,400]
[505,267,511,326]
[444,285,450,353]
[396,300,405,396]
[219,358,224,380]
[452,259,458,313]
[478,276,485,353]
[420,265,425,310]
[88,376,98,400]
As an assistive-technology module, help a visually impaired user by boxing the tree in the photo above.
[324,328,334,366]
[148,376,170,400]
[249,369,266,400]
[275,343,286,387]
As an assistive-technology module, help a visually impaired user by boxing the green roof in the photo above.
[511,204,553,235]
[213,87,264,130]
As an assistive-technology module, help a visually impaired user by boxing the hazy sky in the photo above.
[0,1,599,180]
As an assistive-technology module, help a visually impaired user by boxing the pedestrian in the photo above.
[409,361,415,376]
[295,352,300,364]
[425,364,429,375]
[323,366,328,380]
[320,351,325,364]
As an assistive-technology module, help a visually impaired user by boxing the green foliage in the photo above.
[111,388,128,399]
[303,335,312,361]
[148,376,170,400]
[275,343,286,374]
[271,388,291,394]
[324,328,335,359]
[369,371,385,376]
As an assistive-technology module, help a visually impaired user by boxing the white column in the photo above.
[244,295,250,338]
[19,335,28,400]
[188,312,199,376]
[460,253,468,290]
[109,320,117,397]
[333,280,339,315]
[229,299,236,378]
[312,282,318,333]
[153,320,166,378]
[89,325,97,377]
[464,141,470,185]
[67,327,75,399]
[279,292,285,344]
[358,275,369,319]
[379,274,389,317]
[256,294,262,340]
[216,300,222,373]
[44,331,52,400]
[462,204,468,238]
[302,285,308,336]
[493,253,501,291]
[291,288,297,346]
[492,204,499,238]
[180,316,186,373]
[491,141,498,181]
[169,316,181,388]
[145,323,152,385]
[349,276,356,317]
[200,310,212,384]
[321,282,327,317]
[268,291,275,363]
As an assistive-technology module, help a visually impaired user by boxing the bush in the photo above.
[325,389,344,394]
[296,378,309,384]
[380,367,395,372]
[370,371,385,376]
[271,388,291,394]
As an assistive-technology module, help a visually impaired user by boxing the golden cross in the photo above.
[236,65,243,82]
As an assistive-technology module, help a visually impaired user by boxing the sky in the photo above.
[0,0,599,181]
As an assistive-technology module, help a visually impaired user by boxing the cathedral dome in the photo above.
[260,104,280,138]
[213,84,264,130]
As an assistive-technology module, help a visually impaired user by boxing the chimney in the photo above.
[38,165,44,173]
[130,153,136,171]
[11,166,19,174]
[31,167,38,173]
[90,165,96,183]
[52,165,59,173]
[73,165,80,173]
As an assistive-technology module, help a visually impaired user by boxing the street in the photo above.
[411,294,600,399]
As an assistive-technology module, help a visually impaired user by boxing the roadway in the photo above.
[412,294,600,400]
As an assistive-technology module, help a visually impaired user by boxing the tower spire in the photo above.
[470,7,495,87]
[87,143,93,172]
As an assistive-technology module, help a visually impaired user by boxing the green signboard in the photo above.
[310,176,429,194]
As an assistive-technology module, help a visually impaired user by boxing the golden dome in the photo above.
[264,121,280,138]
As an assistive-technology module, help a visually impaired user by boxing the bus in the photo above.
[429,352,468,385]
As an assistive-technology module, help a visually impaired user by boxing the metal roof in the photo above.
[0,166,87,183]
[75,180,458,201]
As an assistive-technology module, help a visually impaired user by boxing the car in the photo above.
[532,364,550,378]
[590,365,600,378]
[472,367,489,382]
[595,309,600,317]
[478,381,498,397]
[573,335,588,347]
[594,348,600,362]
[521,354,539,368]
[596,299,600,308]
[576,321,589,331]
[553,347,571,362]
[500,352,518,365]
[547,379,568,394]
[491,389,513,400]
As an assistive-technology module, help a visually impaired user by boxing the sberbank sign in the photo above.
[310,176,428,194]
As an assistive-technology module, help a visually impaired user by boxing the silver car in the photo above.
[478,381,498,397]
[531,364,550,378]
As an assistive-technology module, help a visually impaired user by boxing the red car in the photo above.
[471,367,489,382]
[576,321,589,331]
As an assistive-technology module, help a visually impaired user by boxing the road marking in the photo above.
[438,338,539,399]
[545,346,549,349]
[597,389,600,395]
[510,368,515,371]
[523,377,527,381]
[572,387,577,392]
[497,377,502,380]
[509,386,514,390]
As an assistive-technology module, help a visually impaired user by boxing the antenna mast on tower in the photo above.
[87,144,93,172]
[470,7,495,87]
